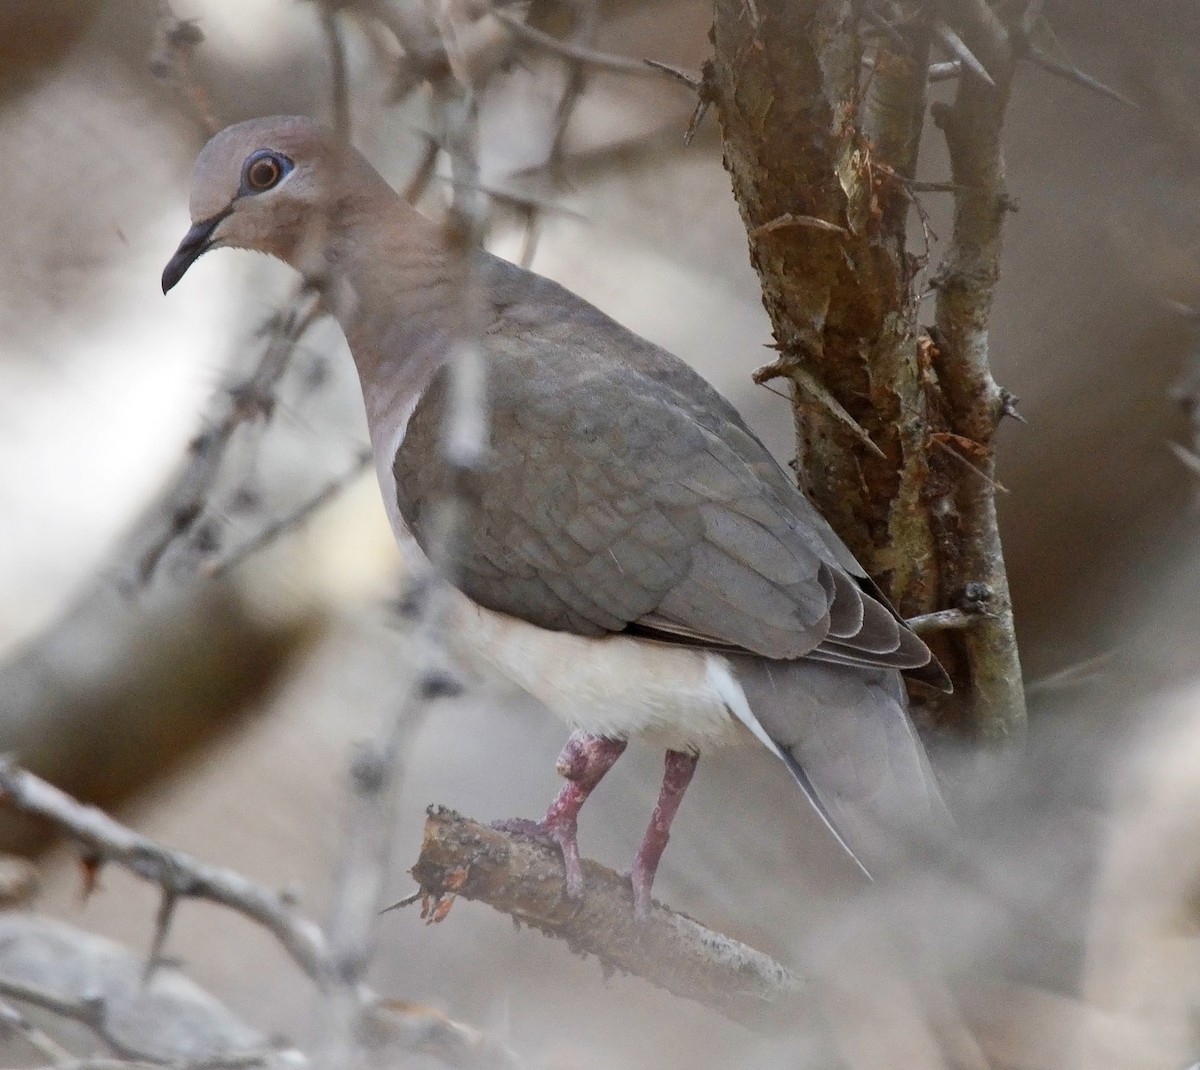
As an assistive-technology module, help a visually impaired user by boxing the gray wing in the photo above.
[393,256,931,670]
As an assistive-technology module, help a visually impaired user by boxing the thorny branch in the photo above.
[927,0,1026,741]
[411,807,804,1031]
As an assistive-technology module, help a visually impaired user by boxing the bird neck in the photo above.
[322,196,467,464]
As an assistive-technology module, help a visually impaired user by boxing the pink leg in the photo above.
[630,749,698,920]
[494,732,626,897]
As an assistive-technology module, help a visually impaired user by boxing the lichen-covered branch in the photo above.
[411,807,804,1030]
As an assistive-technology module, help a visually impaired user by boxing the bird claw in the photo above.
[491,816,585,898]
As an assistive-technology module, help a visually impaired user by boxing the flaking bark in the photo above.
[708,0,1026,741]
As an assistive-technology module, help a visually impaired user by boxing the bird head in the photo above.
[162,115,356,293]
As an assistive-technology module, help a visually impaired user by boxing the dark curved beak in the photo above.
[161,210,229,293]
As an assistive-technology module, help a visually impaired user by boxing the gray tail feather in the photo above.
[774,742,875,881]
[728,656,952,876]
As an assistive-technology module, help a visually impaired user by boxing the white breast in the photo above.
[446,594,750,753]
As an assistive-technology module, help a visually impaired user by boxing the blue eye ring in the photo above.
[240,149,292,194]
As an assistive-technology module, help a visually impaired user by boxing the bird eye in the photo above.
[241,150,291,193]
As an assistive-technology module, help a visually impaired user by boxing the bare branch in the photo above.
[0,765,520,1069]
[411,807,803,1031]
[313,42,500,1070]
[0,761,329,982]
[489,7,660,77]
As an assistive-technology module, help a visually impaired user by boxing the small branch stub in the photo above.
[411,807,803,1030]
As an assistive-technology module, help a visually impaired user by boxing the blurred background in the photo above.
[2,0,1200,1067]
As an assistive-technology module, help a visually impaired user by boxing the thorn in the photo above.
[928,59,962,81]
[680,59,717,146]
[380,889,424,914]
[1025,649,1116,696]
[145,887,179,982]
[999,388,1027,423]
[683,99,711,146]
[905,607,978,634]
[1024,45,1139,109]
[758,357,887,459]
[751,212,849,239]
[642,58,702,93]
[931,434,1008,493]
[933,21,995,87]
[1168,440,1200,478]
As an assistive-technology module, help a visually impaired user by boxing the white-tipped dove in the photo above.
[164,116,951,918]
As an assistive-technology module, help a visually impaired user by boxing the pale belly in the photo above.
[446,594,752,753]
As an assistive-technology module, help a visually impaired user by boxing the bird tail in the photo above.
[725,656,953,877]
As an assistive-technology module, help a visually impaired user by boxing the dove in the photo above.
[164,116,950,918]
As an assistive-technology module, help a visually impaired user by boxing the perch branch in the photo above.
[411,807,803,1031]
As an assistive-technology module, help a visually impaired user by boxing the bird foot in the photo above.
[491,815,585,897]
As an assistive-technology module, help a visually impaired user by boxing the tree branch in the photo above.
[708,1,942,670]
[0,764,521,1070]
[410,807,803,1031]
[709,0,1028,742]
[928,4,1026,741]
